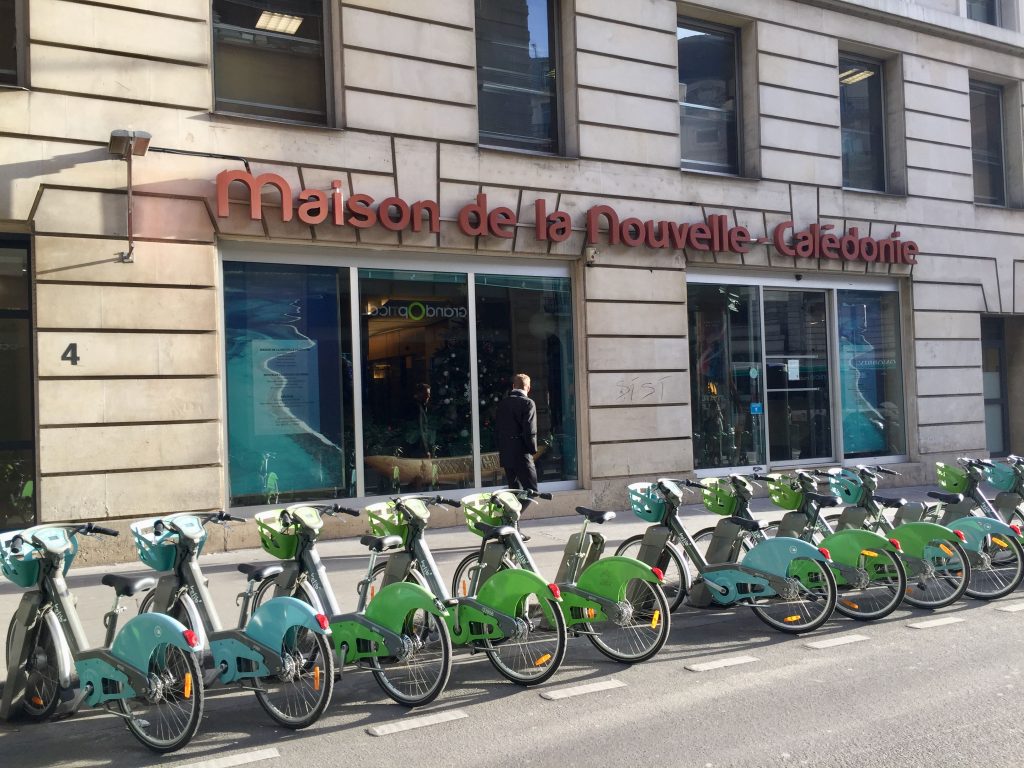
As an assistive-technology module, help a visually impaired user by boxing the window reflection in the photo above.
[970,81,1006,206]
[840,56,885,191]
[678,22,739,175]
[0,241,33,530]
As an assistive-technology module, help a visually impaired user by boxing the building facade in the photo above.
[1,0,1022,557]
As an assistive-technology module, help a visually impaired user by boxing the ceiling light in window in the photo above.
[255,11,303,34]
[840,69,875,86]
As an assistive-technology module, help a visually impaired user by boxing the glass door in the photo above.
[763,289,833,464]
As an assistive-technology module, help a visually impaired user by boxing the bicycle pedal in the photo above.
[521,534,531,542]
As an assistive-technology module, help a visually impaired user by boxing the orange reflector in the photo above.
[860,550,878,558]
[30,695,43,707]
[939,544,954,556]
[534,653,552,667]
[650,610,661,629]
[313,665,321,691]
[460,579,468,597]
[992,537,1009,549]
[841,599,860,610]
[783,615,801,623]
[369,585,376,600]
[586,608,596,619]
[183,673,192,700]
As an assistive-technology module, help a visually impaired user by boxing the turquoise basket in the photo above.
[627,483,667,523]
[829,470,865,506]
[984,462,1017,493]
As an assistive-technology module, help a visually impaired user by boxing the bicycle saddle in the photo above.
[724,516,768,532]
[873,496,907,509]
[473,522,517,542]
[237,563,284,582]
[805,493,841,508]
[927,491,963,505]
[575,507,616,524]
[359,534,403,553]
[101,574,156,597]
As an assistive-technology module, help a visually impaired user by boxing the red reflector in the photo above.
[953,530,966,542]
[547,583,561,600]
[888,538,903,551]
[315,613,330,631]
[651,567,665,582]
[1011,525,1022,537]
[182,629,199,648]
[818,547,831,560]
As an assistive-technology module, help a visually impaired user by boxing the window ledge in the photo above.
[0,83,29,92]
[209,110,342,133]
[680,167,759,183]
[974,201,1014,210]
[479,144,578,161]
[841,187,907,200]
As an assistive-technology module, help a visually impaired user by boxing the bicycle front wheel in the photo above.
[254,627,335,728]
[118,644,204,753]
[370,609,452,706]
[613,536,688,612]
[833,548,907,621]
[750,557,837,634]
[902,540,971,609]
[485,593,566,685]
[583,579,671,663]
[965,535,1024,601]
[451,552,482,598]
[5,614,62,721]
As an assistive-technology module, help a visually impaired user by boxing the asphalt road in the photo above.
[1,501,1022,768]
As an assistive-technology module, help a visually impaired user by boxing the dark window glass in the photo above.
[967,0,999,24]
[476,275,576,484]
[476,0,560,153]
[971,82,1005,206]
[678,22,739,175]
[224,263,354,506]
[0,241,34,530]
[213,0,327,124]
[0,0,18,86]
[840,57,886,191]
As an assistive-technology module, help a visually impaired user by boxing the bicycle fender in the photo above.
[110,612,200,675]
[476,568,561,626]
[818,529,900,565]
[944,516,1021,551]
[740,537,828,578]
[575,556,662,601]
[888,521,961,558]
[44,610,75,690]
[246,595,330,652]
[363,581,446,633]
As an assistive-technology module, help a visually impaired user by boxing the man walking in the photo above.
[496,373,539,492]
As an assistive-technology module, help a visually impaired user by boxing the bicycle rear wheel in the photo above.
[833,549,907,621]
[5,615,62,721]
[485,594,566,685]
[370,609,452,706]
[902,540,971,609]
[750,557,837,634]
[583,579,670,663]
[254,628,335,728]
[118,644,204,753]
[613,536,688,612]
[965,535,1024,601]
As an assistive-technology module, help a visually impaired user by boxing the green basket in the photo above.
[255,509,300,561]
[936,462,969,494]
[627,483,667,523]
[699,478,738,517]
[766,474,803,511]
[983,462,1017,493]
[460,492,513,537]
[366,501,408,545]
[0,530,40,588]
[829,470,864,506]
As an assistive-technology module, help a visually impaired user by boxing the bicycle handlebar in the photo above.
[332,505,361,517]
[79,523,120,537]
[203,511,245,525]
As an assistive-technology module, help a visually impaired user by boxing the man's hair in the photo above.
[511,373,530,389]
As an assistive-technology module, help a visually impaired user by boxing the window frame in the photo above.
[966,0,1001,26]
[676,17,742,177]
[970,79,1008,207]
[838,53,888,193]
[0,0,27,89]
[210,0,336,127]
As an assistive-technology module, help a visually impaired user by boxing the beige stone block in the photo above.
[576,16,676,67]
[394,138,441,249]
[31,45,209,108]
[586,301,686,336]
[760,117,840,157]
[902,56,969,92]
[35,238,216,287]
[761,149,842,187]
[577,89,679,134]
[32,0,208,65]
[576,51,678,99]
[345,90,477,143]
[590,405,692,442]
[913,282,987,312]
[588,372,688,406]
[759,86,840,127]
[918,422,986,454]
[757,23,837,67]
[585,267,684,302]
[904,83,970,120]
[759,54,839,96]
[904,112,972,147]
[915,339,983,368]
[916,366,983,397]
[40,422,221,474]
[912,258,999,311]
[40,467,223,522]
[349,173,399,247]
[343,7,474,67]
[577,0,677,30]
[344,49,475,106]
[344,0,474,27]
[579,125,679,167]
[39,378,221,425]
[99,0,206,18]
[913,311,980,340]
[906,168,974,202]
[906,140,974,176]
[37,284,216,331]
[591,439,691,478]
[38,332,219,377]
[917,395,984,425]
[587,337,689,372]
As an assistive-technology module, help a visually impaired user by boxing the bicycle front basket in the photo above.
[460,492,510,537]
[627,483,667,523]
[766,475,803,511]
[366,502,408,545]
[936,462,969,494]
[983,462,1016,493]
[255,509,300,560]
[0,529,40,588]
[829,470,864,506]
[699,478,738,517]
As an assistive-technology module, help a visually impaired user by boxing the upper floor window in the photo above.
[476,0,560,153]
[213,0,328,124]
[966,0,999,25]
[0,0,20,87]
[839,56,886,192]
[970,81,1006,206]
[678,20,739,175]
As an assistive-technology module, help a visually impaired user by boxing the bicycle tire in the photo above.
[5,614,62,721]
[484,594,567,685]
[254,628,335,728]
[965,534,1024,601]
[582,579,671,663]
[902,539,971,609]
[833,548,907,621]
[451,552,483,598]
[369,607,452,706]
[692,526,752,563]
[118,643,205,753]
[750,557,837,634]
[613,536,688,612]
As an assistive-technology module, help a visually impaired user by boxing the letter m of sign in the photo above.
[216,170,294,222]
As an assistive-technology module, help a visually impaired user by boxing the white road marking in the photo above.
[366,709,468,736]
[539,679,626,700]
[907,616,964,629]
[685,655,759,672]
[176,748,280,768]
[804,634,870,650]
[995,602,1024,613]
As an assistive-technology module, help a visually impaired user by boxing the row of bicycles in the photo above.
[2,454,1023,752]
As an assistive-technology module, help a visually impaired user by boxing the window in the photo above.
[967,0,999,25]
[0,239,34,530]
[839,56,886,192]
[0,0,20,87]
[678,21,739,175]
[971,81,1006,206]
[213,0,328,124]
[475,0,560,153]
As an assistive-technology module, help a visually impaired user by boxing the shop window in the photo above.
[0,0,22,87]
[0,239,34,530]
[476,0,560,153]
[837,291,906,459]
[678,20,740,175]
[971,81,1006,206]
[475,274,577,485]
[967,0,999,24]
[213,0,329,124]
[224,263,354,507]
[839,56,886,192]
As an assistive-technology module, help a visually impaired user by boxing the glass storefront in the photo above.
[689,277,906,471]
[225,255,577,506]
